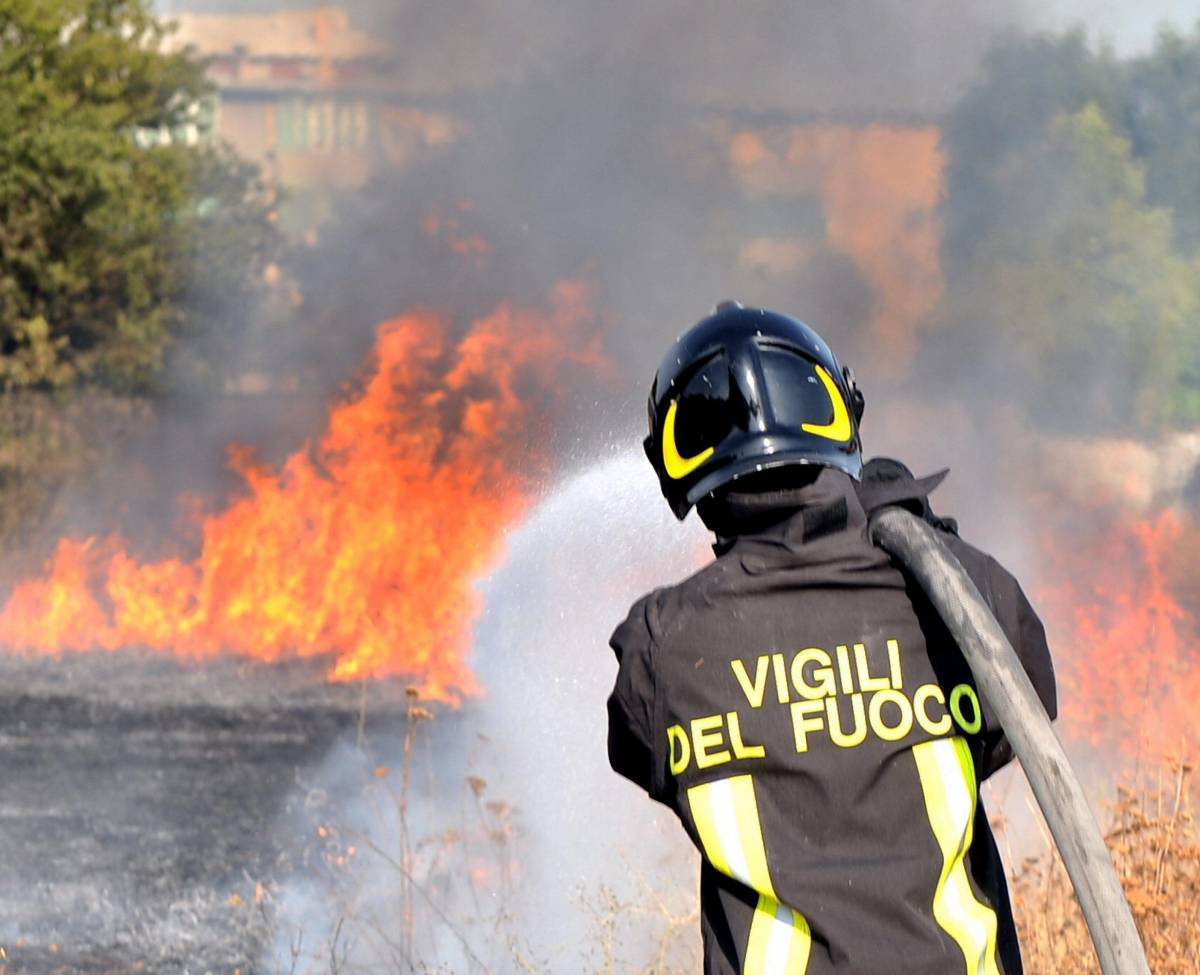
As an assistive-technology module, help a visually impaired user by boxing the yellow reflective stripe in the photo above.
[730,775,775,897]
[744,894,812,975]
[913,737,1000,975]
[662,399,715,479]
[800,365,852,442]
[688,777,811,974]
[688,775,774,895]
[689,777,734,880]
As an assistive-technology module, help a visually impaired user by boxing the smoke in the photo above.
[92,0,1192,542]
[265,451,710,972]
[285,1,1036,402]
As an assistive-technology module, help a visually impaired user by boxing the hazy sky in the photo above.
[156,0,1199,58]
[1034,0,1198,53]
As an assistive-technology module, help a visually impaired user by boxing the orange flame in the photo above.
[1036,507,1199,756]
[0,282,605,701]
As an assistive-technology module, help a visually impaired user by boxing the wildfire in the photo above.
[1036,506,1200,757]
[0,282,605,700]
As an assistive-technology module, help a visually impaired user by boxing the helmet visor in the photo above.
[670,355,739,459]
[758,347,851,438]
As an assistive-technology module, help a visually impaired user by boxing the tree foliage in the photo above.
[0,0,276,394]
[932,27,1200,433]
[1124,27,1200,254]
[940,31,1121,279]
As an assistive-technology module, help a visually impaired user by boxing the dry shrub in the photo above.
[1010,763,1200,974]
[574,875,699,975]
[272,698,701,975]
[280,703,1198,974]
[0,389,151,566]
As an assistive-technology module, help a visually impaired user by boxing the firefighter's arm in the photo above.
[606,594,659,795]
[978,555,1057,778]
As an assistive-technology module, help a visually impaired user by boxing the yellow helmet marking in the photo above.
[802,364,853,442]
[662,398,715,480]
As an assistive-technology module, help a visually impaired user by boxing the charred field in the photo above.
[0,651,424,975]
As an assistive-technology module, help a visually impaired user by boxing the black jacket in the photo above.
[607,468,1055,975]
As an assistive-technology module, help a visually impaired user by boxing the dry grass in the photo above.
[1009,762,1200,974]
[278,697,1196,974]
[272,693,700,975]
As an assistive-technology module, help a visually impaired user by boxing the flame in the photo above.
[728,123,944,366]
[1036,506,1199,756]
[0,282,605,701]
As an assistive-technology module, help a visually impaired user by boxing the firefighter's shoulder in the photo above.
[610,555,737,660]
[610,589,662,665]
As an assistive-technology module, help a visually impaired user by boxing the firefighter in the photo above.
[606,303,1055,974]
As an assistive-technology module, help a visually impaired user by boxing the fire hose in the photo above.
[869,506,1151,975]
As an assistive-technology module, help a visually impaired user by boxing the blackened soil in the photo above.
[0,651,420,975]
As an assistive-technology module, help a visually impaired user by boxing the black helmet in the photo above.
[644,303,865,519]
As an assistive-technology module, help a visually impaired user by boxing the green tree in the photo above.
[939,32,1122,279]
[0,0,276,393]
[944,26,1200,261]
[932,104,1200,432]
[1123,25,1200,254]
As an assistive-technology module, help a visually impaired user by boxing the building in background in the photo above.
[166,4,945,360]
[169,7,460,189]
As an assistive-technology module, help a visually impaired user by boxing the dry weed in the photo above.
[1011,762,1200,974]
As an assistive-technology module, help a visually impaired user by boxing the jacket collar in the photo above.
[711,468,867,556]
[855,467,948,517]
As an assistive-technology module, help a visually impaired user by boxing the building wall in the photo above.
[216,98,276,162]
[212,89,457,189]
[170,9,399,189]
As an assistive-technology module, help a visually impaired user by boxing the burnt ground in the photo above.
[0,651,422,975]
